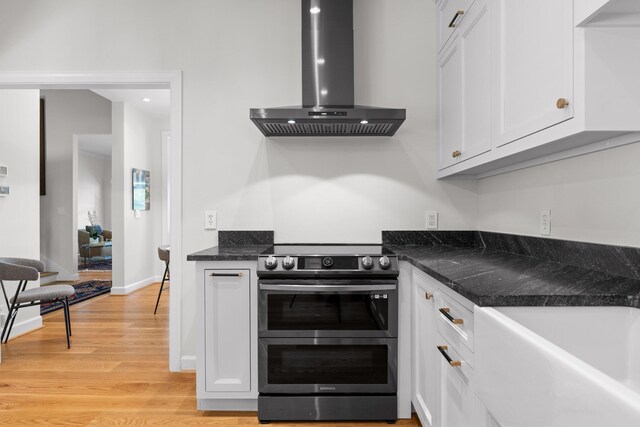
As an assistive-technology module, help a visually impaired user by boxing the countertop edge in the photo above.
[188,246,640,309]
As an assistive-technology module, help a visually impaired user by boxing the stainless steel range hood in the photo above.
[250,0,406,137]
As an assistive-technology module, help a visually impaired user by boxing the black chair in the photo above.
[154,247,170,315]
[0,258,75,348]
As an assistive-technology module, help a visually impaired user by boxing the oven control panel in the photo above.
[258,254,399,276]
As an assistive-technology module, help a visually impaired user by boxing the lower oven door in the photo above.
[258,337,397,395]
[258,280,398,338]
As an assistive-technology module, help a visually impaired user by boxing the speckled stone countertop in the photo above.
[186,245,272,261]
[388,245,640,308]
[187,230,640,308]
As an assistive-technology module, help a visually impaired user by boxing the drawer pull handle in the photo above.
[439,307,464,325]
[210,273,243,277]
[448,10,465,28]
[425,292,432,300]
[437,345,462,367]
[452,150,462,158]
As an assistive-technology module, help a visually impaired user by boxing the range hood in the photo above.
[250,0,406,137]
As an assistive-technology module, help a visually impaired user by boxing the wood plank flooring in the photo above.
[0,284,420,426]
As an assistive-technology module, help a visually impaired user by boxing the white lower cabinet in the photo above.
[196,262,258,410]
[204,269,251,392]
[412,271,439,426]
[411,266,500,427]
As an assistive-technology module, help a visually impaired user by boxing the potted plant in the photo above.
[87,210,103,245]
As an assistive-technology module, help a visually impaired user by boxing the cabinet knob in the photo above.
[425,292,432,300]
[452,150,462,158]
[556,98,569,109]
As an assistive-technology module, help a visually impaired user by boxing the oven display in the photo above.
[298,256,358,270]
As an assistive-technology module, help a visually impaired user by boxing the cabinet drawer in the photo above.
[436,331,474,386]
[438,0,474,52]
[435,291,475,354]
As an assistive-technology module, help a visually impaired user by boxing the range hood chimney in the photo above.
[250,0,406,137]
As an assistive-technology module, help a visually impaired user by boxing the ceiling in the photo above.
[78,134,112,157]
[91,88,170,120]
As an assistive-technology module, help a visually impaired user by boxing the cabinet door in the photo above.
[439,41,463,169]
[495,0,573,146]
[439,0,492,170]
[204,269,251,392]
[412,275,438,426]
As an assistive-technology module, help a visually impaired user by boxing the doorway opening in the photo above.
[0,72,182,371]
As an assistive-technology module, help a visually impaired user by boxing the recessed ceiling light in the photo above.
[310,6,321,14]
[360,120,369,124]
[288,120,296,124]
[141,97,151,103]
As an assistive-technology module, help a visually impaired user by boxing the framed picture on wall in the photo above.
[132,168,150,211]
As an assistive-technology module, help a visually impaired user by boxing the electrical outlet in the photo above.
[540,209,551,236]
[426,211,438,230]
[205,211,217,230]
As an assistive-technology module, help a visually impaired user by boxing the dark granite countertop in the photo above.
[187,238,640,308]
[186,245,272,261]
[388,245,640,308]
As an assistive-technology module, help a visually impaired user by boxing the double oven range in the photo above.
[257,245,399,423]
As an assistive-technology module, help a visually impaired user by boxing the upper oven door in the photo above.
[258,279,398,338]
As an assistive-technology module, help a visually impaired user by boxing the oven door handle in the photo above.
[259,284,396,292]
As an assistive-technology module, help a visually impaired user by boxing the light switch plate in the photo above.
[426,211,438,230]
[540,209,551,236]
[205,211,217,230]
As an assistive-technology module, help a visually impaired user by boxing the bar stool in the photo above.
[0,258,75,348]
[154,247,170,315]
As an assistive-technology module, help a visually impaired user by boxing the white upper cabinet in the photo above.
[494,0,573,146]
[435,0,640,178]
[439,0,493,169]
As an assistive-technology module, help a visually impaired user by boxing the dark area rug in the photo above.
[78,259,112,271]
[40,281,112,315]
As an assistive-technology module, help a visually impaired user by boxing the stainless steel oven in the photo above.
[257,245,399,423]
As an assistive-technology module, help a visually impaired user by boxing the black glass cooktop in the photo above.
[264,245,393,256]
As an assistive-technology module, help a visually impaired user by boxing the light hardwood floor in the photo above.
[0,284,421,426]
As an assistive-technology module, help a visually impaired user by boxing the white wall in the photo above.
[0,0,479,361]
[77,150,112,230]
[0,90,42,337]
[40,90,111,279]
[477,142,640,247]
[111,102,163,294]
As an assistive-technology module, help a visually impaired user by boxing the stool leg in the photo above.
[65,297,72,336]
[62,299,71,349]
[154,263,169,315]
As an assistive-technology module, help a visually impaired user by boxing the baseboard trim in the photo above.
[110,275,160,295]
[181,355,196,371]
[3,315,43,341]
